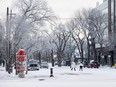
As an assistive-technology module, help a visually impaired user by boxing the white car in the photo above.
[27,59,40,71]
[40,62,49,69]
[28,63,40,70]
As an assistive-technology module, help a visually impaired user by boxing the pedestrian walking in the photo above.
[71,61,76,71]
[79,62,83,71]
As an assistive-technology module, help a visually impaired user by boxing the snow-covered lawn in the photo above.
[0,66,116,87]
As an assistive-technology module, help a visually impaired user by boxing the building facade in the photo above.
[95,0,116,66]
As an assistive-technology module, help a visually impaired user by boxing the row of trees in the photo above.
[0,0,108,73]
[47,8,108,67]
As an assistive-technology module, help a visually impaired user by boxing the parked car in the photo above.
[40,62,49,69]
[88,61,100,68]
[27,59,40,71]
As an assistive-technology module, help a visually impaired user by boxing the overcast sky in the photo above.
[47,0,103,18]
[0,0,103,19]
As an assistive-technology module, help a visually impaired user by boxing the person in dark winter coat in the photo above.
[79,62,83,71]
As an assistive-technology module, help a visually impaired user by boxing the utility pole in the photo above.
[6,7,10,73]
[6,7,15,73]
[6,7,15,56]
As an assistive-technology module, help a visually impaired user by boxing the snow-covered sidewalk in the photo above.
[0,66,116,87]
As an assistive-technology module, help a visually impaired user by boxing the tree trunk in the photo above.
[80,44,84,62]
[57,51,62,67]
[99,44,103,63]
[6,62,12,74]
[38,52,41,64]
[92,38,97,61]
[51,50,54,67]
[87,41,90,63]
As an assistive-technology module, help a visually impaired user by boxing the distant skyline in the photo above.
[0,0,103,19]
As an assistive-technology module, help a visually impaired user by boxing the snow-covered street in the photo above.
[0,66,116,87]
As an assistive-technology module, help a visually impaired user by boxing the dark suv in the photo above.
[88,61,100,68]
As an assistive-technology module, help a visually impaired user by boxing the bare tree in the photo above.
[67,20,85,63]
[73,8,94,63]
[12,0,55,51]
[3,0,55,73]
[72,8,107,63]
[47,23,71,67]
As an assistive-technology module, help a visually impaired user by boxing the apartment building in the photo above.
[95,0,116,66]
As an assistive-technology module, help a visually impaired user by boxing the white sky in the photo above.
[0,0,103,19]
[47,0,103,18]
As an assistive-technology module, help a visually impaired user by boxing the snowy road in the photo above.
[0,66,116,87]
